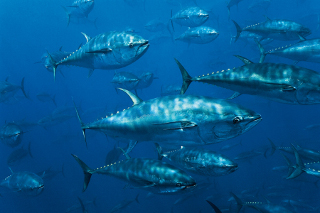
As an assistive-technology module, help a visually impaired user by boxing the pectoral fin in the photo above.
[264,82,296,91]
[153,121,197,130]
[86,48,112,54]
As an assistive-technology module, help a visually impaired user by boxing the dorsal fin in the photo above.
[234,55,253,65]
[81,32,91,43]
[8,167,13,174]
[297,34,306,42]
[118,88,142,106]
[5,76,9,82]
[59,46,63,51]
[264,15,271,21]
[119,147,131,159]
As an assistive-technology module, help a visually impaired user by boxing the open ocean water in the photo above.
[1,0,320,212]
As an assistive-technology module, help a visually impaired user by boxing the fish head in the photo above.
[214,155,238,175]
[197,9,209,23]
[297,83,320,104]
[299,26,312,37]
[111,32,149,66]
[1,123,23,147]
[200,100,262,143]
[80,0,94,14]
[23,173,44,196]
[43,56,54,72]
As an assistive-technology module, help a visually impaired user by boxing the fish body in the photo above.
[37,166,65,180]
[177,57,320,105]
[259,38,320,64]
[233,18,311,42]
[72,155,196,194]
[144,20,166,32]
[0,171,44,196]
[171,7,209,28]
[231,31,273,45]
[62,0,94,26]
[161,84,181,96]
[0,123,23,147]
[0,78,28,103]
[36,93,57,106]
[51,31,149,80]
[156,145,238,176]
[234,150,262,161]
[76,90,261,146]
[7,142,32,166]
[227,0,244,20]
[175,26,219,44]
[111,72,140,91]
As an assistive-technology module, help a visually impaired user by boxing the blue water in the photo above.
[1,0,320,212]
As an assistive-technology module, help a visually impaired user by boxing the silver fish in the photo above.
[175,26,219,44]
[171,7,209,30]
[62,0,94,26]
[0,77,28,103]
[0,123,24,148]
[49,31,149,81]
[36,92,57,107]
[7,142,33,166]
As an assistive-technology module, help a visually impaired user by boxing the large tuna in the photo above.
[49,31,149,81]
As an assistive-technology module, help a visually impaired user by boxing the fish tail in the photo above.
[255,38,267,63]
[232,20,242,42]
[287,144,305,179]
[154,143,164,160]
[267,138,277,156]
[20,77,29,99]
[71,154,93,192]
[46,50,58,82]
[61,6,70,26]
[230,192,243,213]
[28,141,33,158]
[52,94,57,107]
[227,6,230,20]
[206,200,222,213]
[61,163,65,177]
[174,58,192,94]
[135,194,140,204]
[72,98,87,147]
[170,9,175,32]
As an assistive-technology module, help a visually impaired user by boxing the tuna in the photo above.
[7,142,33,166]
[0,169,44,196]
[110,194,139,213]
[74,88,261,147]
[0,123,24,148]
[62,0,94,26]
[171,7,209,31]
[0,77,28,103]
[144,19,166,32]
[111,72,140,93]
[160,84,181,96]
[175,26,219,44]
[49,31,149,81]
[135,72,157,90]
[72,154,196,194]
[227,0,244,20]
[232,17,311,42]
[257,37,320,64]
[155,144,238,176]
[176,56,320,105]
[36,92,57,107]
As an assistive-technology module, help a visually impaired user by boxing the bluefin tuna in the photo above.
[62,0,94,26]
[36,92,57,107]
[144,19,166,32]
[7,142,33,166]
[227,0,244,20]
[257,37,320,64]
[37,165,65,181]
[231,192,293,213]
[135,71,157,90]
[160,84,181,96]
[111,72,140,93]
[176,56,320,105]
[155,144,238,176]
[171,7,209,31]
[72,154,196,194]
[0,169,44,196]
[232,17,311,42]
[49,31,149,80]
[0,123,24,148]
[0,77,28,103]
[65,197,97,213]
[110,194,139,213]
[74,88,261,147]
[175,26,219,44]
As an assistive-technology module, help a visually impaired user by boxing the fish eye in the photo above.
[176,183,181,187]
[129,43,134,48]
[233,116,242,124]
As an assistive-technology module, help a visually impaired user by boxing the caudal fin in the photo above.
[170,9,175,32]
[28,142,33,158]
[46,51,58,81]
[20,77,29,99]
[135,194,140,204]
[255,38,267,63]
[71,154,93,192]
[232,20,242,42]
[154,143,164,160]
[267,138,277,156]
[206,200,222,213]
[230,192,243,213]
[287,144,305,179]
[174,58,192,94]
[61,6,71,26]
[72,98,87,147]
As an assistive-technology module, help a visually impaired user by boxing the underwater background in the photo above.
[1,0,320,212]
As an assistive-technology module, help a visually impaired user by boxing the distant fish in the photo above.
[72,154,196,194]
[36,92,57,107]
[37,165,65,180]
[65,197,97,213]
[171,7,209,31]
[48,31,149,81]
[0,122,24,148]
[232,17,311,42]
[0,77,28,103]
[155,144,238,176]
[227,0,244,20]
[248,0,271,13]
[1,169,44,196]
[175,26,219,44]
[144,19,166,32]
[62,0,95,26]
[110,194,139,213]
[7,142,33,166]
[135,72,157,90]
[160,84,181,96]
[111,72,140,93]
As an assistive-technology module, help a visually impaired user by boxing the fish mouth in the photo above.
[140,40,149,48]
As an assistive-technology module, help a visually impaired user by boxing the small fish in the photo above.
[160,84,181,96]
[111,72,140,93]
[0,123,24,148]
[7,142,33,166]
[36,92,57,107]
[135,72,157,90]
[175,26,219,44]
[144,19,166,32]
[65,197,97,213]
[62,0,94,26]
[171,7,209,30]
[37,165,65,180]
[227,0,244,20]
[1,169,44,196]
[110,194,139,213]
[0,77,28,103]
